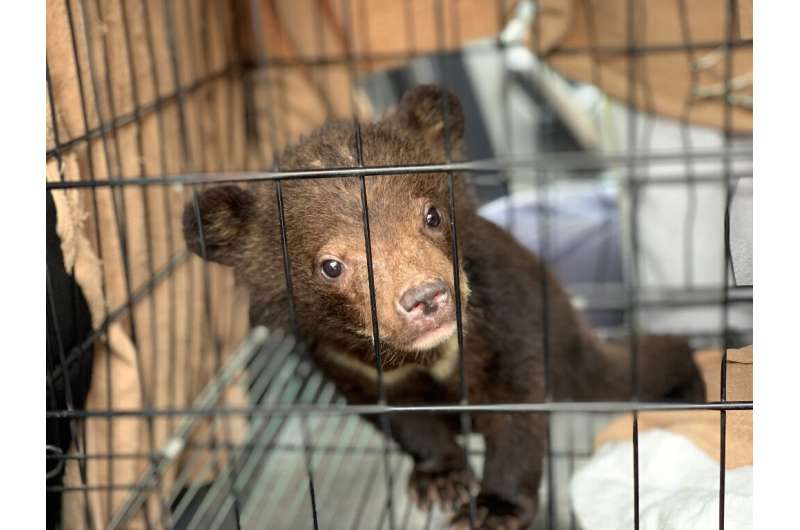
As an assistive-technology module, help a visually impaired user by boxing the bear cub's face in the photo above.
[307,176,464,354]
[183,86,471,369]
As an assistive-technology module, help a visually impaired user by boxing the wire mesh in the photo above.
[46,1,752,529]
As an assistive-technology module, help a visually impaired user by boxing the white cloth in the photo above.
[570,429,752,530]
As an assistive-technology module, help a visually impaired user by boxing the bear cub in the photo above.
[183,85,705,529]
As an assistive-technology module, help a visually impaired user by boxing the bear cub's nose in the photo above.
[398,279,449,317]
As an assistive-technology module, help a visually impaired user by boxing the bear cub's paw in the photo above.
[407,457,477,513]
[448,493,532,530]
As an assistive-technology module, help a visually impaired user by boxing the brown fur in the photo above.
[183,85,705,529]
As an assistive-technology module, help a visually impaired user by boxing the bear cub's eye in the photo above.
[424,206,441,228]
[320,259,344,279]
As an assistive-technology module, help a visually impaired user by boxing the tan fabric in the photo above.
[595,346,753,470]
[263,0,752,135]
[298,0,571,69]
[247,0,574,146]
[48,1,253,527]
[543,0,752,133]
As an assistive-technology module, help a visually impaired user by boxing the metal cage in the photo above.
[45,1,753,529]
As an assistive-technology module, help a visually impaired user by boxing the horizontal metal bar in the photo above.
[568,284,752,312]
[552,38,753,57]
[46,444,593,461]
[45,147,752,190]
[47,483,158,493]
[46,400,753,420]
[471,169,752,188]
[244,38,753,70]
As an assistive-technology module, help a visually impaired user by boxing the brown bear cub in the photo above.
[183,85,705,529]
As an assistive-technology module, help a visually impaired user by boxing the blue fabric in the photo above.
[478,181,624,327]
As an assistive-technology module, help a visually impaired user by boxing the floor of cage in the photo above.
[129,328,617,530]
[235,412,610,530]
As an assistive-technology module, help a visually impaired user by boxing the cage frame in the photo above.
[45,1,753,529]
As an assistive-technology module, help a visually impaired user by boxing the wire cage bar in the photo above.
[46,1,752,529]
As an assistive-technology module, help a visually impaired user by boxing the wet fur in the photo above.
[183,85,705,529]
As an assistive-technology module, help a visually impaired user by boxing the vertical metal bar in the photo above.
[157,0,199,425]
[185,210,242,528]
[625,0,640,402]
[266,2,321,525]
[358,154,397,529]
[434,0,467,406]
[246,0,290,302]
[275,181,298,331]
[62,0,118,523]
[245,0,295,329]
[74,36,152,525]
[719,2,737,529]
[283,401,361,528]
[46,58,89,523]
[624,1,641,530]
[162,0,217,513]
[140,0,179,437]
[46,61,67,182]
[199,0,247,523]
[545,412,557,530]
[301,416,321,530]
[341,0,387,400]
[46,266,96,530]
[524,4,558,527]
[117,0,171,525]
[499,0,516,232]
[632,410,641,528]
[246,3,319,529]
[163,1,242,527]
[206,0,250,527]
[235,378,321,526]
[260,2,299,332]
[47,60,95,514]
[536,164,556,530]
[340,0,395,526]
[78,2,143,388]
[433,0,476,527]
[676,0,699,290]
[577,7,604,526]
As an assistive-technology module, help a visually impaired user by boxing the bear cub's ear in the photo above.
[182,185,256,266]
[391,84,465,158]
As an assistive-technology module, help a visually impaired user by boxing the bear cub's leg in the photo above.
[372,412,476,513]
[449,413,545,530]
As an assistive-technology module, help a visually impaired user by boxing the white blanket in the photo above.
[570,429,752,530]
